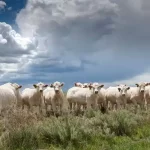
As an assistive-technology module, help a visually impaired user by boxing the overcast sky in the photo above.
[0,0,150,90]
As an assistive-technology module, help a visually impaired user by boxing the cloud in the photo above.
[109,71,150,87]
[0,34,7,44]
[14,0,150,88]
[0,22,37,57]
[16,0,118,56]
[7,7,12,11]
[1,0,150,90]
[0,22,37,80]
[13,0,119,87]
[107,0,150,53]
[0,1,6,9]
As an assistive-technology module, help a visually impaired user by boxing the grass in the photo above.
[1,107,150,150]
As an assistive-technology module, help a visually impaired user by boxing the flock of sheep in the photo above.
[66,82,150,112]
[0,81,150,116]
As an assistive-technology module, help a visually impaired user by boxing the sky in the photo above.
[0,0,150,90]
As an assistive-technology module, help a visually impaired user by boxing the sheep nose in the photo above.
[55,90,59,93]
[95,91,98,94]
[122,93,125,96]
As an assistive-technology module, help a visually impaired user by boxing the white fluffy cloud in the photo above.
[108,71,150,87]
[14,0,119,87]
[1,0,150,89]
[16,0,118,56]
[0,22,37,79]
[0,22,37,56]
[0,1,6,9]
[0,34,7,44]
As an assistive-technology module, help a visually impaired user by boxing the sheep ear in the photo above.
[145,83,149,86]
[61,82,64,87]
[50,84,53,87]
[135,84,139,87]
[88,83,93,89]
[118,88,121,92]
[74,83,77,86]
[99,84,104,88]
[33,84,37,88]
[127,87,130,90]
[18,85,22,89]
[44,84,48,87]
[83,85,88,88]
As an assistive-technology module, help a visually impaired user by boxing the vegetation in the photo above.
[1,108,150,150]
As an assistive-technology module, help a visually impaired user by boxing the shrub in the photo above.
[39,116,92,149]
[1,107,150,150]
[84,109,96,118]
[91,110,143,136]
[0,127,39,150]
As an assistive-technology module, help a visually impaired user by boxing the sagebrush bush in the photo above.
[91,110,143,136]
[1,127,39,150]
[106,110,143,136]
[38,116,92,148]
[2,108,41,130]
[1,107,150,150]
[84,109,96,118]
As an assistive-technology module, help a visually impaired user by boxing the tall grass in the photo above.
[1,108,150,150]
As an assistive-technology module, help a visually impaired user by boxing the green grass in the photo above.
[1,108,150,150]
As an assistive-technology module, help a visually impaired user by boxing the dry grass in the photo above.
[1,104,150,150]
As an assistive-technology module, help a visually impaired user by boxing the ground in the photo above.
[1,103,150,150]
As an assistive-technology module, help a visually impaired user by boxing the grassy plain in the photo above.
[1,104,150,150]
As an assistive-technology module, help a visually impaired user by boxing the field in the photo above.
[1,103,150,150]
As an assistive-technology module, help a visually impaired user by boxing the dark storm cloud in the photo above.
[109,0,150,51]
[1,0,150,88]
[28,57,84,73]
[0,57,19,63]
[17,0,119,54]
